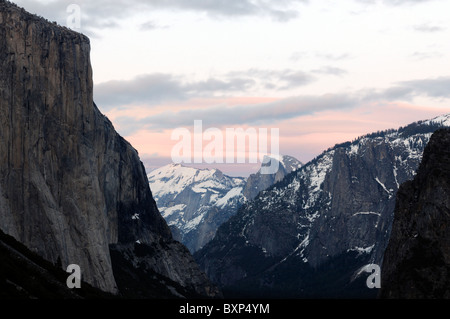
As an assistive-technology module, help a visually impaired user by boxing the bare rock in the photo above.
[0,0,218,298]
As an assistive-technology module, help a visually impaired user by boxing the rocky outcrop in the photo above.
[242,155,302,200]
[380,128,450,298]
[0,0,218,298]
[195,116,450,297]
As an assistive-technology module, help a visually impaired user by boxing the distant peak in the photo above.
[427,113,450,127]
[258,154,302,174]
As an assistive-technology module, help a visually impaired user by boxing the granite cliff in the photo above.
[380,128,450,298]
[242,155,302,200]
[0,0,218,298]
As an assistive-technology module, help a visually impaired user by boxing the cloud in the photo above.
[276,70,316,89]
[140,20,169,31]
[398,77,450,99]
[229,69,316,90]
[13,0,308,36]
[94,73,258,110]
[413,23,445,33]
[94,69,316,110]
[315,52,352,61]
[360,76,450,102]
[108,75,450,134]
[13,0,138,37]
[289,51,308,62]
[185,77,257,94]
[94,74,187,109]
[113,93,360,134]
[97,71,450,134]
[410,51,443,60]
[311,66,348,77]
[356,0,438,5]
[386,0,436,5]
[141,0,308,21]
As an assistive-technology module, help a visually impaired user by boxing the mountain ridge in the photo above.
[195,113,450,298]
[148,155,302,252]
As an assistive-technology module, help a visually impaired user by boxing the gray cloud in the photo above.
[411,51,443,60]
[140,20,169,31]
[13,0,138,37]
[141,0,308,21]
[94,69,316,110]
[311,66,348,77]
[360,76,450,102]
[13,0,308,37]
[185,77,257,94]
[108,75,450,135]
[289,51,308,62]
[386,0,436,5]
[94,74,258,110]
[413,23,445,33]
[357,0,437,5]
[316,52,352,61]
[277,70,316,89]
[97,71,450,133]
[94,74,187,108]
[114,93,359,134]
[227,69,316,90]
[398,77,450,99]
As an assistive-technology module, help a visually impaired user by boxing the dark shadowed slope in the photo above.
[380,128,450,299]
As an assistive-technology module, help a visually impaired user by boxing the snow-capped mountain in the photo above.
[243,155,303,200]
[195,113,450,298]
[148,164,246,252]
[148,155,302,253]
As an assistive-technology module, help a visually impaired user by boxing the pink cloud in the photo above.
[119,99,448,176]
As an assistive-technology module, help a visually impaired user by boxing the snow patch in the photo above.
[184,214,204,232]
[375,177,393,198]
[348,244,374,255]
[215,187,243,208]
[352,212,381,217]
[348,143,359,156]
[424,113,450,127]
[160,204,186,219]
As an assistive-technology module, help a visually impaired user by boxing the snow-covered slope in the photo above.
[148,164,246,252]
[149,164,244,200]
[423,113,450,127]
[195,113,450,298]
[148,155,302,253]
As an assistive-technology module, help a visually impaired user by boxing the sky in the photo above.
[12,0,450,176]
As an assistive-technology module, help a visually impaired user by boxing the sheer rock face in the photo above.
[0,1,218,297]
[380,128,450,298]
[242,155,302,201]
